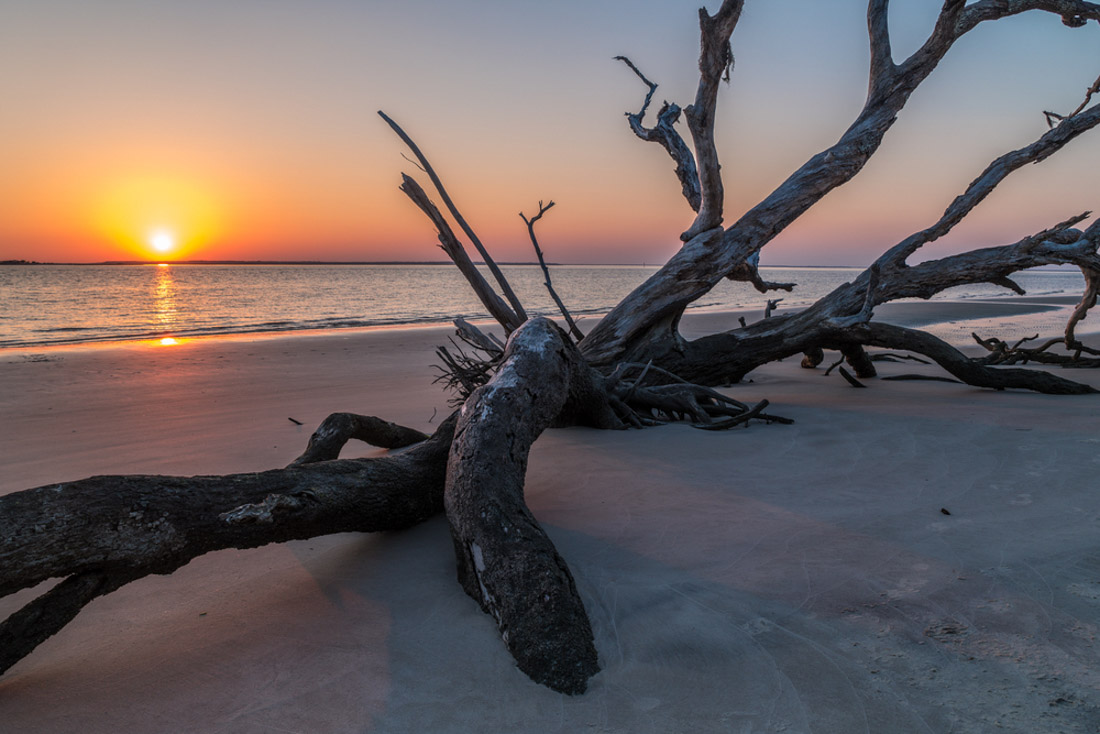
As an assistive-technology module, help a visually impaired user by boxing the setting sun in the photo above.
[80,172,224,260]
[150,229,175,254]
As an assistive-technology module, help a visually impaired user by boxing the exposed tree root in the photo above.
[291,412,430,465]
[857,323,1098,394]
[973,333,1100,368]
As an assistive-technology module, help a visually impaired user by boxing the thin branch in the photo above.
[291,414,429,466]
[614,56,702,212]
[397,174,523,333]
[879,102,1100,266]
[1067,266,1100,345]
[379,111,529,323]
[957,1,1100,36]
[400,152,427,173]
[613,55,658,121]
[972,330,1100,367]
[852,322,1098,394]
[520,201,584,341]
[1044,71,1100,127]
[725,251,796,293]
[838,366,868,388]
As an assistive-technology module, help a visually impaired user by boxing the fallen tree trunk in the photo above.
[0,318,635,693]
[445,317,610,693]
[0,415,456,677]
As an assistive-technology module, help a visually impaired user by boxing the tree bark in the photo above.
[445,318,608,694]
[0,417,456,676]
[581,0,1100,366]
[0,320,625,692]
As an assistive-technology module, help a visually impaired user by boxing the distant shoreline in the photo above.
[1,259,1082,270]
[2,259,1080,270]
[3,259,563,267]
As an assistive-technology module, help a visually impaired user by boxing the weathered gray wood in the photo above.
[581,0,1100,366]
[398,174,523,333]
[614,55,702,213]
[379,111,529,325]
[6,0,1100,702]
[520,200,585,342]
[680,0,743,242]
[444,318,605,694]
[0,416,457,675]
[857,323,1098,394]
[1067,265,1100,345]
[291,412,430,465]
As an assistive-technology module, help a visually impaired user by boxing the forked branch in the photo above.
[583,0,1100,366]
[1044,71,1100,127]
[614,56,701,212]
[520,200,584,341]
[880,101,1100,266]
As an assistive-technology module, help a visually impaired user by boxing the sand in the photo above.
[2,299,1099,733]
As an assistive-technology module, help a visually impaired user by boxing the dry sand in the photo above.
[2,300,1099,733]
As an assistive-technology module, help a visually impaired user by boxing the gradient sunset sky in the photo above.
[1,1,1098,265]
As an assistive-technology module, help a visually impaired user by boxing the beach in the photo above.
[2,298,1100,733]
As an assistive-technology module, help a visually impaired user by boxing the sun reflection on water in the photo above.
[151,263,181,347]
[153,264,178,327]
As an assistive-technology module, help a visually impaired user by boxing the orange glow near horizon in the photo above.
[85,174,224,261]
[3,3,1099,267]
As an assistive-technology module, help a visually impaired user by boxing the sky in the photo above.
[0,1,1098,266]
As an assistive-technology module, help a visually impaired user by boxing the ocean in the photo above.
[0,263,1086,349]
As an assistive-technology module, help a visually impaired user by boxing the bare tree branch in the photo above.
[291,413,429,466]
[1067,265,1100,344]
[1044,71,1100,127]
[583,2,1100,365]
[957,0,1100,35]
[614,56,702,212]
[0,417,459,674]
[880,102,1100,265]
[680,0,745,241]
[520,200,585,341]
[867,0,895,91]
[725,251,796,293]
[398,174,523,333]
[379,111,529,324]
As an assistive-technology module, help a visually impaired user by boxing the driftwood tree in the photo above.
[4,0,1100,696]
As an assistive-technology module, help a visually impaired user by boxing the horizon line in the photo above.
[1,259,872,268]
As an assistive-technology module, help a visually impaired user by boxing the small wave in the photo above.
[32,325,96,333]
[2,264,1088,349]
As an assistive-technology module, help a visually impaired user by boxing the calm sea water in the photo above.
[0,263,1086,349]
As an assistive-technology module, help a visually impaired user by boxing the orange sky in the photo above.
[1,2,1098,265]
